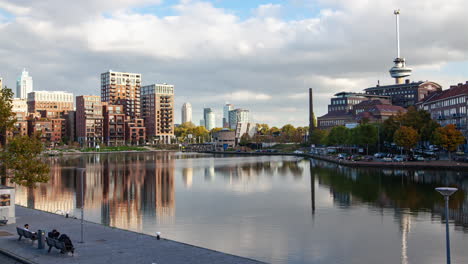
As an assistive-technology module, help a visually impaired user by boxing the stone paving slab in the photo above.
[0,206,263,264]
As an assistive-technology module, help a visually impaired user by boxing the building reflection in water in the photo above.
[14,152,176,232]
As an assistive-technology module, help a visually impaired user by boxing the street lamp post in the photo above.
[77,168,86,243]
[435,187,458,264]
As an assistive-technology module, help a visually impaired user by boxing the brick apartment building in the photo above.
[418,82,468,137]
[141,84,174,144]
[101,71,141,119]
[103,104,125,146]
[27,91,73,117]
[125,118,146,145]
[76,96,103,147]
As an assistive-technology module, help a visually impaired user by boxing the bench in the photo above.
[46,237,74,255]
[16,227,37,242]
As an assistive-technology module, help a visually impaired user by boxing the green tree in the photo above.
[239,133,251,146]
[0,88,16,147]
[433,124,465,160]
[257,124,270,135]
[327,126,349,145]
[310,129,328,145]
[394,126,419,153]
[357,124,378,155]
[1,135,50,187]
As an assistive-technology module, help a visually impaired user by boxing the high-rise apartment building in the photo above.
[228,109,249,129]
[141,84,174,144]
[223,104,234,128]
[203,108,215,130]
[103,104,126,146]
[16,69,33,99]
[27,91,73,117]
[76,95,103,147]
[0,77,3,89]
[101,70,141,119]
[181,102,192,124]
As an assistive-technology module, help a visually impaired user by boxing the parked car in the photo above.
[393,155,407,162]
[382,157,393,162]
[414,155,425,161]
[374,152,385,158]
[337,153,347,160]
[293,150,304,154]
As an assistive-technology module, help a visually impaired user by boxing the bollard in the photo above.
[37,230,45,249]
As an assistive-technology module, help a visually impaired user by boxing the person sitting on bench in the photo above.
[23,224,37,239]
[48,229,60,239]
[58,234,74,254]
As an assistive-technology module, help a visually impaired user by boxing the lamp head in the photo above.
[435,187,458,197]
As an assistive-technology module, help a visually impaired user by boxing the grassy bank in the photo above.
[80,146,147,152]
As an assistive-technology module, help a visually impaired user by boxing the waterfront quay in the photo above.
[0,206,262,264]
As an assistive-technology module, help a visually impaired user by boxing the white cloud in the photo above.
[1,0,468,127]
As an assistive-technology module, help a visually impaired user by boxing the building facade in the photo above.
[417,82,468,137]
[76,96,103,147]
[101,70,141,119]
[228,109,249,130]
[125,118,146,145]
[103,104,125,146]
[16,69,33,99]
[204,108,216,131]
[27,91,73,117]
[364,81,442,108]
[213,129,236,151]
[223,104,234,128]
[12,98,28,114]
[181,102,192,124]
[318,92,392,129]
[141,84,174,144]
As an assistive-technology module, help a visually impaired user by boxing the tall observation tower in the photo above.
[389,10,412,84]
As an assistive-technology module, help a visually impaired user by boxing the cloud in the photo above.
[1,0,468,127]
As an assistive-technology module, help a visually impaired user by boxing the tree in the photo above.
[357,124,378,155]
[310,129,328,145]
[0,88,16,147]
[257,124,270,135]
[394,126,419,153]
[239,133,251,146]
[433,124,465,160]
[1,135,50,187]
[327,126,349,145]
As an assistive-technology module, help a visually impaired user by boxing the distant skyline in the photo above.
[1,0,468,126]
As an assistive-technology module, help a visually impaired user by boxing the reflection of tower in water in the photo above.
[154,153,175,224]
[182,167,193,188]
[399,211,411,264]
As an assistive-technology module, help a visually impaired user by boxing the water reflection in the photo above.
[11,153,468,263]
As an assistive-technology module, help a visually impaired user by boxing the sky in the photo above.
[1,0,468,127]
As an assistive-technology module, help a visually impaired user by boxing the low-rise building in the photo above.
[125,118,146,145]
[213,129,235,151]
[318,92,390,129]
[417,82,468,136]
[364,80,441,108]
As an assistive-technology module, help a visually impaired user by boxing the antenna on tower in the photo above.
[394,9,400,58]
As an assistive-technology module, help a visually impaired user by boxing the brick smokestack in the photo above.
[309,88,316,139]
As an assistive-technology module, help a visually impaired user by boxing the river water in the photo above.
[13,152,468,263]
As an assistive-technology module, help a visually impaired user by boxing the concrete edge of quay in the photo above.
[8,205,265,264]
[206,151,468,170]
[0,247,37,264]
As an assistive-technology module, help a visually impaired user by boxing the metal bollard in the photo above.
[37,230,45,249]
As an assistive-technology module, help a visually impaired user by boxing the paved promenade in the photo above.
[0,206,262,264]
